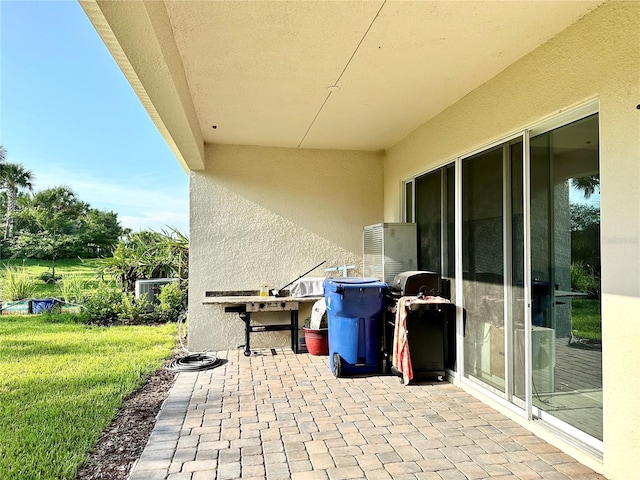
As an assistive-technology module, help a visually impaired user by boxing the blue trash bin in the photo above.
[323,277,387,377]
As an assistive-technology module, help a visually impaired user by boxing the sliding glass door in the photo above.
[529,114,602,441]
[408,107,601,445]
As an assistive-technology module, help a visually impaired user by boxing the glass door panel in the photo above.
[416,170,442,273]
[414,164,457,371]
[529,114,602,440]
[404,181,414,222]
[462,146,505,392]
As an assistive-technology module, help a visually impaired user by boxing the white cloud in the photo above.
[119,213,188,234]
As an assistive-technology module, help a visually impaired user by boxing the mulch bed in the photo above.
[74,353,179,480]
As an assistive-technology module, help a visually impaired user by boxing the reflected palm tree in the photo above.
[571,175,599,199]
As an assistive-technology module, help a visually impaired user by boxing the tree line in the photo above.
[0,145,124,261]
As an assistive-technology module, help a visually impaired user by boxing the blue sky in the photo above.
[0,0,189,234]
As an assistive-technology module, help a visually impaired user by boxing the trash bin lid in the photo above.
[323,277,387,292]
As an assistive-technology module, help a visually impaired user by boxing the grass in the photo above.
[571,298,601,340]
[0,314,177,479]
[0,258,110,299]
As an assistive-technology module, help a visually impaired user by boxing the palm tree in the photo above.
[1,162,34,240]
[0,145,7,163]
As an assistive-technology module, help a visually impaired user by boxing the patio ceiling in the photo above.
[80,0,604,171]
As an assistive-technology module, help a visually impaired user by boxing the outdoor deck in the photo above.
[128,348,606,480]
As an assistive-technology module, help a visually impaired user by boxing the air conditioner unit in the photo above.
[135,278,179,308]
[363,223,417,284]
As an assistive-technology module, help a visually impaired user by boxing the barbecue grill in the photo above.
[390,270,446,299]
[383,270,455,382]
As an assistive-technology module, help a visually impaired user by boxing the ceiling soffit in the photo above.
[83,0,605,165]
[165,1,603,152]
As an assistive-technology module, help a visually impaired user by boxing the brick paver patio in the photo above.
[128,348,606,480]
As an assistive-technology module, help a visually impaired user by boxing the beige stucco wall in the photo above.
[383,2,639,478]
[189,144,383,352]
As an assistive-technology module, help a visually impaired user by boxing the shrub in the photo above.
[571,261,600,298]
[80,280,185,324]
[58,274,85,304]
[39,271,62,284]
[154,282,186,322]
[81,282,123,321]
[117,292,151,322]
[1,265,36,301]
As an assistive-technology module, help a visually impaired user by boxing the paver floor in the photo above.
[129,348,606,480]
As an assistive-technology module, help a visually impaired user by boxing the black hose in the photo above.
[167,353,225,372]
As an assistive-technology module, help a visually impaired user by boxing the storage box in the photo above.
[32,298,58,314]
[61,305,82,314]
[2,300,32,315]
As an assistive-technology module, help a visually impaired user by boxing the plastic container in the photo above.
[32,298,57,314]
[61,305,81,314]
[2,300,32,315]
[323,277,387,377]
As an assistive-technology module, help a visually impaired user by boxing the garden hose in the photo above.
[167,353,224,371]
[169,313,226,371]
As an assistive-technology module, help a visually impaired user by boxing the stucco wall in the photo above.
[189,144,382,352]
[383,2,639,479]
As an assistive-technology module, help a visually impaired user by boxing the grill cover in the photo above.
[391,271,441,296]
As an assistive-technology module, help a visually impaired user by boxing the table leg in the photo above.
[291,309,299,354]
[241,311,251,356]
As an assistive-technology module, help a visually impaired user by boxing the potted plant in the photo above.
[302,300,328,355]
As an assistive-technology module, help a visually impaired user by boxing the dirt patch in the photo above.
[74,354,178,480]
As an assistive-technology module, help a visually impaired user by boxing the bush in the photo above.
[39,271,62,284]
[1,265,36,301]
[79,280,186,324]
[81,282,123,321]
[571,261,600,298]
[117,292,151,322]
[154,282,186,322]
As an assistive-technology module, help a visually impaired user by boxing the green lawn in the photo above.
[0,315,177,480]
[572,298,601,340]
